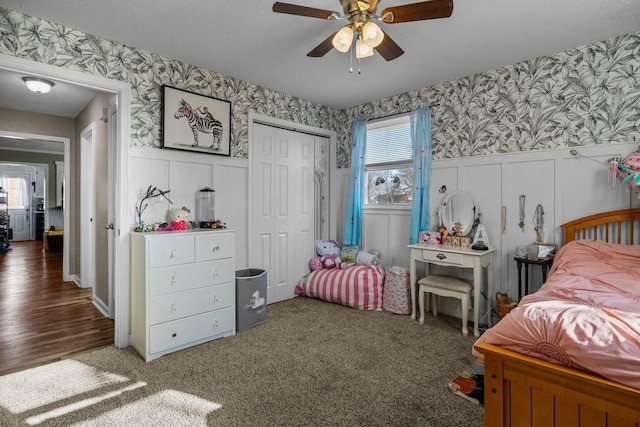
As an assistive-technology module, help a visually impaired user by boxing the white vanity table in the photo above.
[408,243,495,337]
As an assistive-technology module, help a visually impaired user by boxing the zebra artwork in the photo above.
[174,98,224,150]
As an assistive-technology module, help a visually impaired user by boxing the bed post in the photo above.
[483,353,507,427]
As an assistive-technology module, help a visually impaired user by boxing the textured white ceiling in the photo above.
[1,0,640,111]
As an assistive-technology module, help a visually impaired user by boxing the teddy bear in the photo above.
[315,239,341,269]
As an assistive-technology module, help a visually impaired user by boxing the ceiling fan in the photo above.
[272,0,454,61]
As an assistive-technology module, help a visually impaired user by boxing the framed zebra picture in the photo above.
[161,85,231,156]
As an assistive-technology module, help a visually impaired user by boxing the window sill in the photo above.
[363,204,411,213]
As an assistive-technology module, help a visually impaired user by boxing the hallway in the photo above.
[0,241,114,375]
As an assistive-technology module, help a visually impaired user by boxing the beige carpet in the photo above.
[0,297,484,426]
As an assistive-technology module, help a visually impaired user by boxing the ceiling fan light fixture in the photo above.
[332,26,354,52]
[362,21,384,47]
[23,77,54,94]
[356,38,374,58]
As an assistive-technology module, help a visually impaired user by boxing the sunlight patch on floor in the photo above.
[66,390,222,426]
[0,359,222,426]
[0,360,130,413]
[25,381,147,425]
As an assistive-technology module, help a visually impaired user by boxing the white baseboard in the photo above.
[71,274,83,287]
[92,296,110,318]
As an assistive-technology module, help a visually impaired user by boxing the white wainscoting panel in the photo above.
[347,142,639,327]
[129,147,249,269]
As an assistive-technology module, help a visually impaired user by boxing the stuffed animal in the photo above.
[315,240,341,269]
[156,207,189,231]
[309,256,324,271]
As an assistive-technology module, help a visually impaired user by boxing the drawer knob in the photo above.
[212,268,219,278]
[491,388,497,394]
[212,245,220,252]
[436,253,446,260]
[172,332,177,338]
[213,320,219,329]
[170,303,176,313]
[213,294,219,303]
[170,275,176,286]
[170,248,176,258]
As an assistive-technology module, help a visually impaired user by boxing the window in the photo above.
[4,177,28,209]
[365,114,413,205]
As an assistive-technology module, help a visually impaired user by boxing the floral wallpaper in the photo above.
[0,8,338,159]
[2,8,639,170]
[341,32,640,166]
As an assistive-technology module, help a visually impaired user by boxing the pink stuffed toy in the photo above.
[309,257,323,271]
[156,207,189,231]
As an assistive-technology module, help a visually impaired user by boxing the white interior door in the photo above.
[104,104,118,318]
[0,170,32,241]
[80,125,96,289]
[250,123,317,304]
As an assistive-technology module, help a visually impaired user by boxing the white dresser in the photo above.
[130,229,236,361]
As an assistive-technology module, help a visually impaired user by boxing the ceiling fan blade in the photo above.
[374,33,404,61]
[381,0,453,24]
[272,2,336,19]
[307,32,339,57]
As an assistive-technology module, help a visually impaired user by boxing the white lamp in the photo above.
[23,77,54,94]
[332,26,354,53]
[362,21,384,48]
[356,38,374,58]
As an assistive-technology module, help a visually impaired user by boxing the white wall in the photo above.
[128,148,249,269]
[350,142,640,324]
[128,142,640,325]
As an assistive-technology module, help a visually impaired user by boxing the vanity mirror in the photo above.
[439,191,475,236]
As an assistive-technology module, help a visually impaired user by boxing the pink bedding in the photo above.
[474,240,640,389]
[295,265,384,311]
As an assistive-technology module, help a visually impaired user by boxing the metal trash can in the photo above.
[235,268,268,331]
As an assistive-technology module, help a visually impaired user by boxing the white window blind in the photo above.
[366,114,412,166]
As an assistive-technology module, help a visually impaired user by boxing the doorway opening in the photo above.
[0,54,131,348]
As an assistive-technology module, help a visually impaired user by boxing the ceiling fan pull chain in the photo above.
[349,45,354,73]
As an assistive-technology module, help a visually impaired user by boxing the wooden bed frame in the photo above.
[475,208,640,427]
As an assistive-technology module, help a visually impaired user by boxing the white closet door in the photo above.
[250,123,317,304]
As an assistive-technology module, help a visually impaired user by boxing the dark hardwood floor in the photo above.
[0,240,114,375]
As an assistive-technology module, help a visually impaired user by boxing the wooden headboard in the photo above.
[560,208,640,245]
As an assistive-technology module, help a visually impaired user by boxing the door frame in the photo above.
[0,54,131,348]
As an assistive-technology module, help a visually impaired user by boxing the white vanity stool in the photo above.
[418,275,473,336]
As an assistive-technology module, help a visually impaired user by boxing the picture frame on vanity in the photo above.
[162,85,231,156]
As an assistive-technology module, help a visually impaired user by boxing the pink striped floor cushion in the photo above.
[295,265,385,310]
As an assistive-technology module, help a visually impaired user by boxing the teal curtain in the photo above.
[343,118,367,245]
[409,107,433,244]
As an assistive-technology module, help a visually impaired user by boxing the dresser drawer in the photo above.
[148,235,195,267]
[149,282,234,325]
[421,250,464,266]
[149,258,235,297]
[149,306,235,355]
[195,232,235,262]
